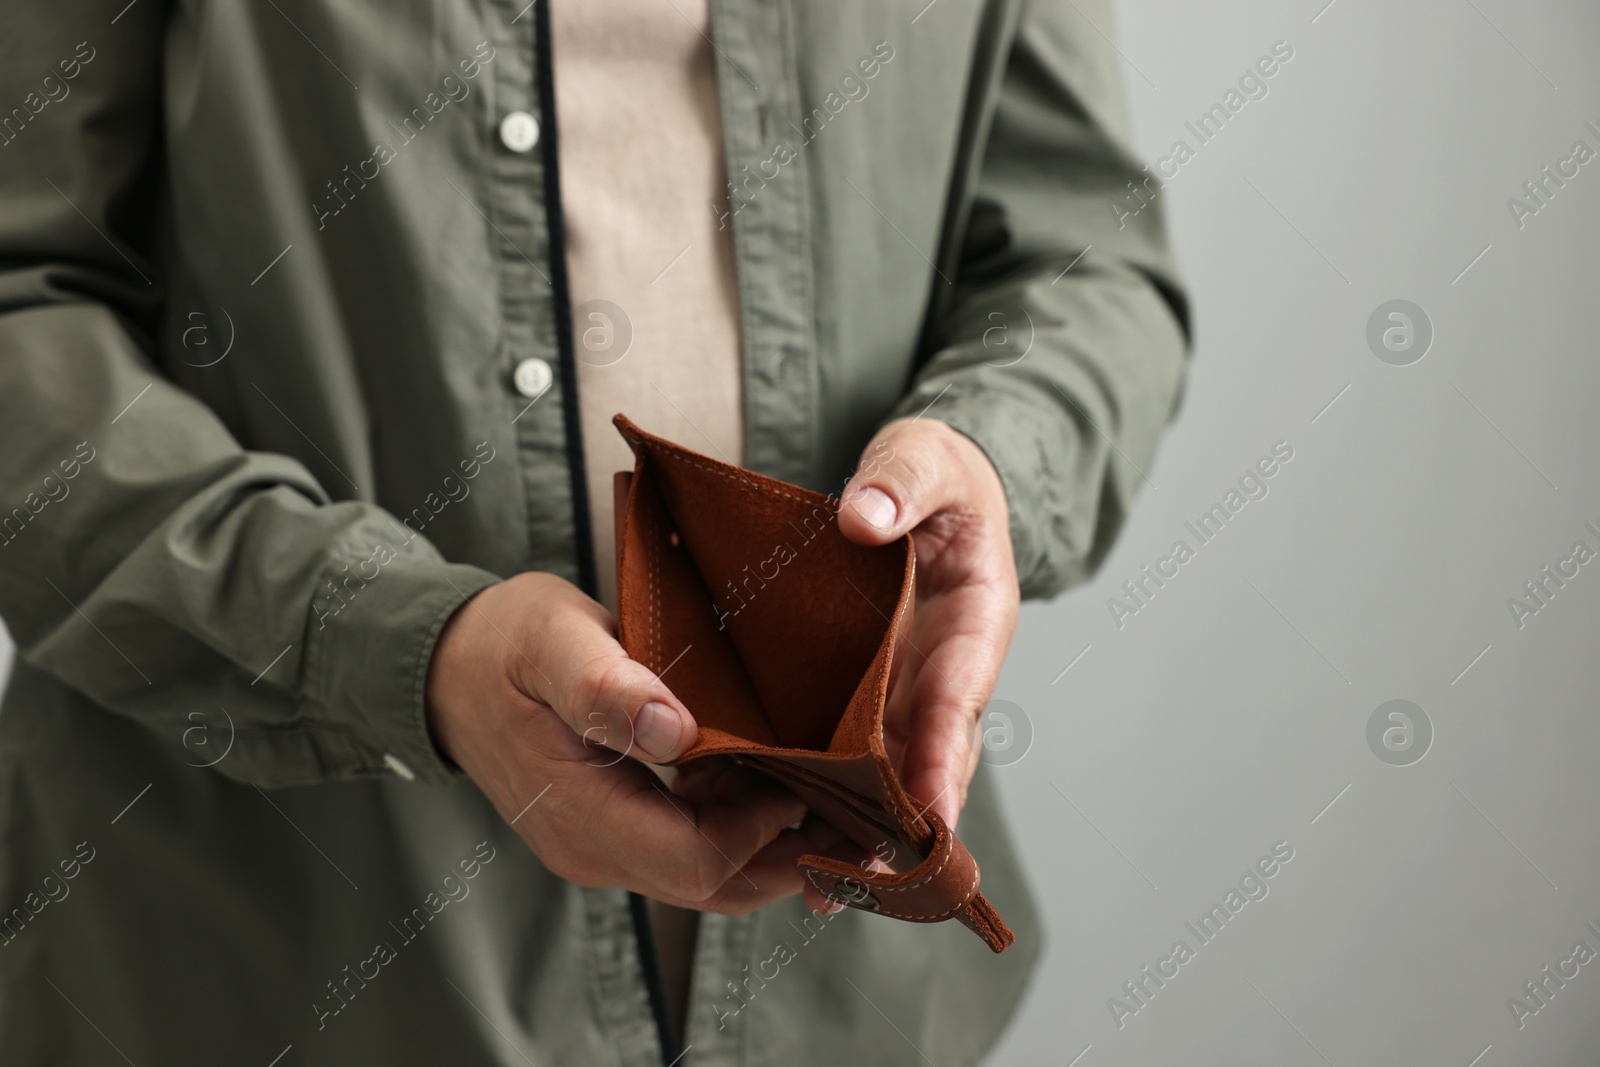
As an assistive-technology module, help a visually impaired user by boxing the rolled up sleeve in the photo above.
[890,2,1191,599]
[0,4,499,787]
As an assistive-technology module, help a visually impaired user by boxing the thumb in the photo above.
[837,420,955,547]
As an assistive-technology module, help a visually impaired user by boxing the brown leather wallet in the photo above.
[611,414,1014,953]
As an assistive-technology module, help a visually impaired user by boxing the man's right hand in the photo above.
[424,572,821,914]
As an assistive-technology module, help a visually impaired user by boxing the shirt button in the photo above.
[382,753,416,781]
[512,357,554,399]
[499,111,540,153]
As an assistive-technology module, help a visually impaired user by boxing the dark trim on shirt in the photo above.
[535,0,598,600]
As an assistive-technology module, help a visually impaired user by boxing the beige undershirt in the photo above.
[551,0,743,1043]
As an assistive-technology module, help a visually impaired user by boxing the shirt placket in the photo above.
[682,910,763,1067]
[483,0,818,1061]
[681,2,822,1060]
[709,0,821,490]
[483,0,595,593]
[480,2,665,1064]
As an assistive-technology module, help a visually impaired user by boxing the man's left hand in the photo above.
[827,416,1018,881]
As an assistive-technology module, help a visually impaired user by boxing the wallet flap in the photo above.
[798,807,976,920]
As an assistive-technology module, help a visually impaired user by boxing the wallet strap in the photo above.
[797,809,1015,953]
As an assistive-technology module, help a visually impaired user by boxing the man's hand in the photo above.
[425,572,828,914]
[838,418,1019,832]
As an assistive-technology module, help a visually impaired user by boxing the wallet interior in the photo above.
[613,416,911,757]
[614,417,1017,954]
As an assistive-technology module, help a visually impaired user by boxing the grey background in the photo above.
[2,1,1596,1064]
[985,0,1600,1064]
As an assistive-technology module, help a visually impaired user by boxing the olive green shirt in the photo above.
[0,1,1186,1064]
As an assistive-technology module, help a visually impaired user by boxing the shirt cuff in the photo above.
[891,383,1095,601]
[301,556,502,787]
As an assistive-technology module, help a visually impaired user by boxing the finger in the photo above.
[803,885,845,916]
[607,776,808,903]
[514,725,817,915]
[691,817,846,916]
[901,657,984,831]
[648,810,893,918]
[837,419,965,546]
[881,641,921,775]
[669,756,738,802]
[522,749,806,904]
[902,688,976,831]
[671,760,779,809]
[898,606,1011,830]
[511,593,697,764]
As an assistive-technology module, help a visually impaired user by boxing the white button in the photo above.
[382,753,416,781]
[512,357,553,399]
[499,111,540,153]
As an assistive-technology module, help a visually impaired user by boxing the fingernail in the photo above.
[634,701,683,759]
[812,895,845,917]
[850,486,898,531]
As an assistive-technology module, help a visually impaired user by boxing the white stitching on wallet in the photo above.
[651,436,835,510]
[803,863,979,923]
[650,500,660,671]
[870,832,954,894]
[800,817,975,920]
[632,426,974,919]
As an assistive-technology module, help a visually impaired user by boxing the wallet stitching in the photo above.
[653,441,831,510]
[802,864,979,923]
[796,809,972,921]
[646,435,923,823]
[651,501,660,672]
[870,835,954,894]
[626,423,996,937]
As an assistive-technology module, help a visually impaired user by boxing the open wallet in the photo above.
[610,414,1015,953]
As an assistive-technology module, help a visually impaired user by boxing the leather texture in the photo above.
[612,415,1014,953]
